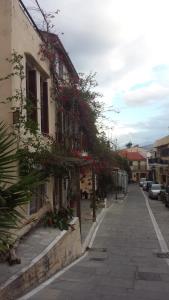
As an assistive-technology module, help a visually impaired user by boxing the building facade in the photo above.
[0,0,88,238]
[149,136,169,185]
[119,150,147,182]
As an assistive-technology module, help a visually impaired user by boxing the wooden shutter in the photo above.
[57,111,63,143]
[26,69,37,123]
[41,81,49,134]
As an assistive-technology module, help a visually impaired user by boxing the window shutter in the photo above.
[41,81,49,134]
[27,69,37,123]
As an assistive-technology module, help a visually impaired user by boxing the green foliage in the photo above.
[57,72,103,153]
[17,147,71,179]
[1,51,52,153]
[126,141,132,148]
[114,155,131,179]
[0,122,46,253]
[0,122,16,185]
[43,207,74,231]
[78,72,103,119]
[97,172,113,194]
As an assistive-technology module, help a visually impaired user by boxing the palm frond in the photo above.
[0,122,47,252]
[0,122,17,185]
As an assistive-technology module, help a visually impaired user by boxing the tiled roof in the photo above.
[119,150,146,161]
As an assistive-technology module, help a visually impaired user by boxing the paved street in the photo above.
[28,184,169,300]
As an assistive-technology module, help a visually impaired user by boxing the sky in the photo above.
[23,0,169,148]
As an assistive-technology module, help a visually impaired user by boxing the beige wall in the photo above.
[0,218,82,300]
[0,0,13,124]
[0,0,56,137]
[11,0,57,137]
[11,0,49,74]
[155,135,169,147]
[0,0,78,231]
[131,159,147,181]
[0,1,55,226]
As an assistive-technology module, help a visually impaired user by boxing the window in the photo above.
[30,184,47,214]
[13,109,20,124]
[160,148,169,157]
[26,64,37,124]
[59,59,63,79]
[57,111,63,143]
[40,78,49,134]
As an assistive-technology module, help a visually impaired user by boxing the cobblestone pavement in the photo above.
[28,184,169,300]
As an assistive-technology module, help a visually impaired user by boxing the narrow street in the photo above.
[19,184,169,300]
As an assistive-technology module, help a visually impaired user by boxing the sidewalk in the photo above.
[0,217,82,300]
[0,193,118,300]
[80,192,126,248]
[106,191,126,207]
[0,225,61,285]
[81,199,102,244]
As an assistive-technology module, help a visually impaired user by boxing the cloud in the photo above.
[115,110,169,147]
[23,0,169,147]
[124,83,169,106]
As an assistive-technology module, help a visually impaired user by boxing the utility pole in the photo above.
[116,169,118,200]
[113,168,118,200]
[92,165,96,222]
[76,166,81,232]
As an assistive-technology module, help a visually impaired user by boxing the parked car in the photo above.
[142,181,147,190]
[159,189,168,204]
[139,177,147,187]
[162,186,169,207]
[148,184,163,199]
[143,181,153,191]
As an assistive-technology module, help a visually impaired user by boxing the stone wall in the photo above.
[0,218,82,300]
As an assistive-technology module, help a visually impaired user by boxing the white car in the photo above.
[139,178,146,187]
[149,184,161,199]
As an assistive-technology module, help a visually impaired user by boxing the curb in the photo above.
[0,218,82,300]
[0,205,111,300]
[18,207,108,300]
[82,207,106,252]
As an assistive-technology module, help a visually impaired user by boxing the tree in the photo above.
[126,141,132,149]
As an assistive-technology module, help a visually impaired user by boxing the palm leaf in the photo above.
[0,123,17,185]
[0,122,47,252]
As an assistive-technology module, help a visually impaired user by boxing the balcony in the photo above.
[148,158,169,165]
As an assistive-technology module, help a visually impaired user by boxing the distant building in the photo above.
[119,150,147,182]
[149,135,169,184]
